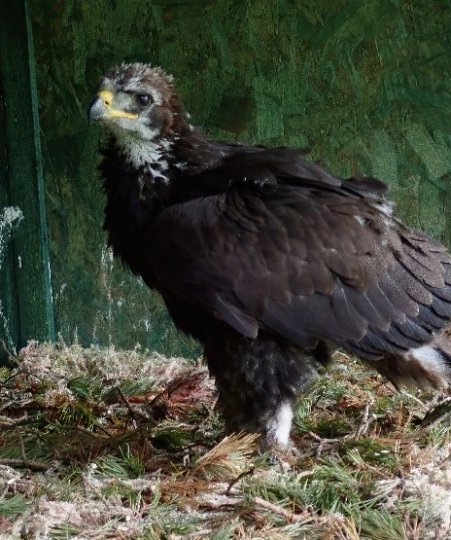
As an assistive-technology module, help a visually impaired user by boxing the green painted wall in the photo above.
[28,0,450,354]
[0,1,54,359]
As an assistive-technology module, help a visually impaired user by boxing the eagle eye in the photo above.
[136,93,152,107]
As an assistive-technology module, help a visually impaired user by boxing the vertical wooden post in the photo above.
[0,71,20,356]
[0,0,55,352]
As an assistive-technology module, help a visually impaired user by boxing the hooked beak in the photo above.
[88,90,139,124]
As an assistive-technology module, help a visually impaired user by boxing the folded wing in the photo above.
[148,155,451,359]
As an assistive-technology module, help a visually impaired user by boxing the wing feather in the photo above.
[147,157,451,358]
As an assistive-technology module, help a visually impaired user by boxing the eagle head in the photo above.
[89,63,188,167]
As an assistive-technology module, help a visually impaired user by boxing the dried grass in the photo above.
[0,343,451,539]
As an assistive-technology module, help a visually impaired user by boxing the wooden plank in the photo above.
[0,76,20,358]
[0,0,54,350]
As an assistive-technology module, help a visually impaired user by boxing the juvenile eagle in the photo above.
[89,63,451,449]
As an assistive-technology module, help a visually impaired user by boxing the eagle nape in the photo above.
[89,63,451,451]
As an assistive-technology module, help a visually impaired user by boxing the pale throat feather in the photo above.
[118,136,174,184]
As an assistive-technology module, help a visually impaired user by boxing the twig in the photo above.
[400,390,427,409]
[148,377,189,407]
[225,467,255,495]
[308,432,342,444]
[0,400,16,413]
[0,458,49,471]
[355,397,374,437]
[114,386,148,421]
[168,530,212,540]
[0,413,29,427]
[72,423,113,439]
[309,398,375,456]
[308,431,343,457]
[19,433,27,462]
[253,496,310,523]
[296,469,314,480]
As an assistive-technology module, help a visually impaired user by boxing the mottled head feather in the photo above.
[95,63,190,169]
[102,63,176,106]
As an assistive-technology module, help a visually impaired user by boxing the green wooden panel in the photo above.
[0,75,20,357]
[0,0,55,357]
[29,0,450,353]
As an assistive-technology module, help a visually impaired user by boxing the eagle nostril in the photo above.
[97,90,113,108]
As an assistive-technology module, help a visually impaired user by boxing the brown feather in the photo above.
[93,63,451,447]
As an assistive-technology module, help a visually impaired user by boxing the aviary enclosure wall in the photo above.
[1,0,450,357]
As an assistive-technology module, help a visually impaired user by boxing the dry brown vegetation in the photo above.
[1,342,451,539]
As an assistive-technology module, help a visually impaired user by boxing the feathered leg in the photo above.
[366,333,451,390]
[205,329,318,448]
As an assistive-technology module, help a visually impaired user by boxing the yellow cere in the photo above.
[97,89,138,120]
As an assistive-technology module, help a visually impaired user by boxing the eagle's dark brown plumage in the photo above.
[89,63,451,448]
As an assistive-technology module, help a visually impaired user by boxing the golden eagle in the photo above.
[89,63,451,449]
